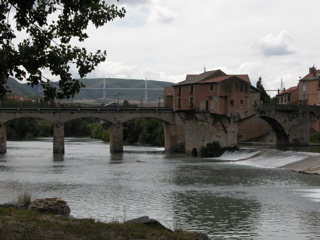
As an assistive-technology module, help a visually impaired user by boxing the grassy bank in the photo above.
[0,208,208,240]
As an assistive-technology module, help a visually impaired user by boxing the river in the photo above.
[1,138,320,239]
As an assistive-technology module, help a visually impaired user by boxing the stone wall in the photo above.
[238,115,273,142]
[183,114,238,155]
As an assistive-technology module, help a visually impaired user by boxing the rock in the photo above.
[28,198,71,217]
[126,216,172,232]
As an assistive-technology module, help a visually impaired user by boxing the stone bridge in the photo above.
[256,104,320,146]
[1,104,319,155]
[0,107,185,153]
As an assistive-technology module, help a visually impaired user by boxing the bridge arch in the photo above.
[257,104,315,146]
[1,114,55,124]
[259,116,289,145]
[0,108,183,153]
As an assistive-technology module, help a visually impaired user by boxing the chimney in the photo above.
[309,66,317,77]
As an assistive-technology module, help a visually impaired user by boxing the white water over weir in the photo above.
[211,147,319,168]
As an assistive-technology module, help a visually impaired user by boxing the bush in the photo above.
[90,123,110,142]
[310,132,320,143]
[200,141,238,157]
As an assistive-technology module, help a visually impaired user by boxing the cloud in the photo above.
[238,59,304,96]
[118,0,151,6]
[256,30,296,56]
[92,61,183,83]
[147,5,177,24]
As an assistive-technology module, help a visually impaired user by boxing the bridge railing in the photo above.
[0,107,174,113]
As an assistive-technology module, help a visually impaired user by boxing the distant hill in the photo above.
[5,77,175,102]
[6,77,42,96]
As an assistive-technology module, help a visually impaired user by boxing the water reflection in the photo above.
[110,153,124,163]
[171,191,261,238]
[53,153,64,162]
[1,139,320,239]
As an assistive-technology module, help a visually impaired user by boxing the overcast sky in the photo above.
[79,0,320,96]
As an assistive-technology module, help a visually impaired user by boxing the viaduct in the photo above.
[0,104,319,154]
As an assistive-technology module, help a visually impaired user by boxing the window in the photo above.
[189,97,194,105]
[189,85,194,95]
[240,83,243,91]
[178,97,181,108]
[210,84,214,91]
[230,100,234,107]
[240,100,243,104]
[178,87,181,96]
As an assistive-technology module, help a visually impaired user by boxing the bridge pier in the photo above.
[110,122,123,153]
[164,123,185,152]
[53,122,65,153]
[176,112,238,155]
[0,123,6,153]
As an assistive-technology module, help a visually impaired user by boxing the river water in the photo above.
[1,138,320,239]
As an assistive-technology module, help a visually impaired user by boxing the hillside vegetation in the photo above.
[5,77,174,103]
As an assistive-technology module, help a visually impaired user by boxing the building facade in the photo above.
[276,86,299,104]
[166,69,259,117]
[299,66,320,105]
[275,66,320,131]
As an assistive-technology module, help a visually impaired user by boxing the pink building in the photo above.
[166,69,259,117]
[276,86,299,104]
[299,66,320,105]
[275,66,320,131]
[299,66,320,131]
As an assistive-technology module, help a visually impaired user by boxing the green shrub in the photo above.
[200,141,238,157]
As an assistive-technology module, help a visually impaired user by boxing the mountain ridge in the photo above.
[5,77,174,102]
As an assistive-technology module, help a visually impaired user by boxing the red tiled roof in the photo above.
[174,70,250,86]
[300,69,320,80]
[276,86,298,96]
[200,74,251,84]
[174,69,226,86]
[186,74,197,80]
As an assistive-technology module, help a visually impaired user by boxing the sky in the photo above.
[17,0,320,97]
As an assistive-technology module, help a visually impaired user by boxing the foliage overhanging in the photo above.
[0,0,125,100]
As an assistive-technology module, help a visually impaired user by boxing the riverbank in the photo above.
[282,155,320,174]
[0,208,208,240]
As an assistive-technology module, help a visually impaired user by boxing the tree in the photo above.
[0,0,125,100]
[256,77,271,103]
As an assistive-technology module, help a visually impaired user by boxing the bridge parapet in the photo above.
[0,107,176,124]
[257,103,320,116]
[256,104,319,146]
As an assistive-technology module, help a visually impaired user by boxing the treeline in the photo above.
[2,97,164,146]
[6,117,164,146]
